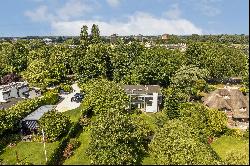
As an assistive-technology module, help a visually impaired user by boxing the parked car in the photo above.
[71,93,84,103]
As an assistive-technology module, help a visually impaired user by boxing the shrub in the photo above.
[239,86,249,95]
[224,150,249,165]
[38,110,71,142]
[0,91,59,136]
[47,119,82,165]
[224,128,244,138]
[60,84,73,93]
[63,138,80,159]
[205,85,217,93]
[243,129,249,139]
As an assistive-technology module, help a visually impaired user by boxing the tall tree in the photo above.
[87,110,149,165]
[80,25,89,45]
[149,119,222,165]
[90,24,101,44]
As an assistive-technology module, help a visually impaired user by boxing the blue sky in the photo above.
[0,0,248,36]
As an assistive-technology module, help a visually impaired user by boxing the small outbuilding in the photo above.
[20,105,55,134]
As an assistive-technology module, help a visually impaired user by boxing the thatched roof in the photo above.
[202,88,249,119]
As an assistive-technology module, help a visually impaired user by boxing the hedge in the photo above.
[46,107,88,165]
[0,91,59,136]
[47,119,82,165]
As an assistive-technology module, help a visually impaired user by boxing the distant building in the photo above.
[43,38,52,45]
[164,43,187,52]
[122,85,162,113]
[161,34,169,40]
[135,34,143,42]
[110,34,118,43]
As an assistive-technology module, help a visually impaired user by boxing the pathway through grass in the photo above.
[63,130,91,165]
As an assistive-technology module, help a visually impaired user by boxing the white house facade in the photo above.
[122,85,162,113]
[0,82,29,102]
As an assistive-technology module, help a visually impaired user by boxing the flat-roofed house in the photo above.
[122,85,162,113]
[0,82,29,102]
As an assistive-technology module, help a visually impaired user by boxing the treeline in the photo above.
[0,24,248,89]
[156,34,249,45]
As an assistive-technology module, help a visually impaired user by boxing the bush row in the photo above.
[0,91,59,136]
[47,118,82,165]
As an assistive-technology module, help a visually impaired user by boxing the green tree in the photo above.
[149,119,222,165]
[185,42,248,81]
[22,59,50,88]
[162,87,189,119]
[87,110,149,165]
[80,79,128,115]
[170,65,209,96]
[90,24,101,44]
[38,110,71,142]
[77,43,111,82]
[80,25,89,45]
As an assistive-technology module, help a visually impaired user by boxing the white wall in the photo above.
[145,93,158,113]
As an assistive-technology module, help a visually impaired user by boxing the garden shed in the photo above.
[20,105,55,134]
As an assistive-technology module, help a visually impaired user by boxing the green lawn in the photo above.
[63,107,82,123]
[0,141,59,165]
[211,135,249,161]
[142,155,156,165]
[63,130,91,165]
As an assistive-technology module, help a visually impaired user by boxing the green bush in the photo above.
[38,110,71,142]
[224,150,249,165]
[243,129,249,139]
[60,84,73,93]
[205,85,217,93]
[224,128,244,138]
[239,86,249,95]
[0,91,59,136]
[47,118,82,165]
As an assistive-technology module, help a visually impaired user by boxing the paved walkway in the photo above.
[56,83,81,112]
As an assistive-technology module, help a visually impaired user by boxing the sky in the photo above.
[0,0,249,36]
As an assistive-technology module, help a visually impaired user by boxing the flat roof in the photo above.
[22,105,55,121]
[122,85,162,94]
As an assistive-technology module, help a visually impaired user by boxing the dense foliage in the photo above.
[38,110,71,142]
[185,42,248,81]
[79,79,129,114]
[0,91,59,136]
[149,119,222,165]
[87,110,149,165]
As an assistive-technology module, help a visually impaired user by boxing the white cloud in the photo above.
[106,0,121,7]
[56,0,92,21]
[24,0,92,22]
[163,3,181,19]
[196,0,222,17]
[24,5,54,22]
[51,12,203,36]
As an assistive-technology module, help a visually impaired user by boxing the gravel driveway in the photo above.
[56,83,81,112]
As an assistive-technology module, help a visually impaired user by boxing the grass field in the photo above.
[62,106,82,123]
[63,130,91,165]
[211,135,249,161]
[0,141,59,165]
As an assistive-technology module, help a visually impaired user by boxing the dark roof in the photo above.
[0,98,24,110]
[122,85,161,95]
[22,120,38,129]
[21,105,55,121]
